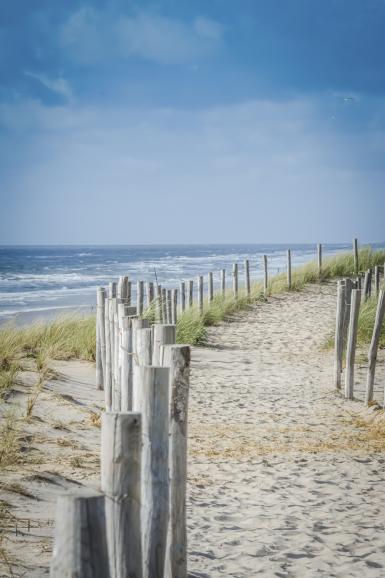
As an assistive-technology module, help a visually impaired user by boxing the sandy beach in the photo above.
[2,281,385,577]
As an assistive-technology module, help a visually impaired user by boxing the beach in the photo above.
[1,280,385,576]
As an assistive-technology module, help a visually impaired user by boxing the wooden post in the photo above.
[172,289,178,325]
[146,282,154,309]
[120,317,133,412]
[127,281,132,305]
[167,289,173,324]
[374,266,380,297]
[263,255,268,296]
[363,269,372,302]
[180,282,186,312]
[317,243,322,277]
[342,278,354,347]
[96,288,106,391]
[119,276,129,301]
[131,318,150,356]
[365,289,385,405]
[353,238,359,274]
[101,412,142,578]
[137,281,144,317]
[159,345,190,578]
[287,250,292,290]
[244,260,250,297]
[104,298,112,411]
[208,272,213,304]
[156,285,163,323]
[132,367,170,578]
[188,280,193,308]
[221,269,226,298]
[334,281,346,390]
[232,264,238,299]
[197,275,203,313]
[162,289,168,324]
[345,289,361,400]
[109,282,117,299]
[135,328,153,366]
[113,312,121,411]
[152,324,176,366]
[50,492,109,578]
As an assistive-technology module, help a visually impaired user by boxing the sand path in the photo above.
[2,282,385,577]
[188,282,385,577]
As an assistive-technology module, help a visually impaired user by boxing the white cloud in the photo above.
[24,71,73,102]
[60,8,224,65]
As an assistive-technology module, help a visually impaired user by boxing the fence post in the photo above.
[146,282,154,309]
[172,289,178,324]
[137,281,144,317]
[96,288,106,391]
[132,367,170,578]
[342,278,354,347]
[221,269,226,298]
[180,282,186,312]
[208,272,214,304]
[127,281,132,305]
[162,289,168,323]
[197,275,203,313]
[374,266,380,297]
[101,412,142,578]
[287,250,292,290]
[113,312,121,411]
[363,269,372,302]
[156,285,163,323]
[232,264,238,299]
[345,289,361,400]
[334,281,345,390]
[365,289,385,405]
[135,328,153,366]
[188,280,194,309]
[152,324,176,366]
[159,345,190,578]
[104,298,112,411]
[121,317,133,412]
[263,255,268,296]
[317,243,322,277]
[166,289,173,324]
[50,493,110,578]
[353,238,359,274]
[244,260,250,297]
[109,282,117,299]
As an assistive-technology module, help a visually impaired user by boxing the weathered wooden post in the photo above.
[197,275,203,314]
[374,266,380,297]
[119,277,129,301]
[180,282,186,312]
[342,278,354,347]
[137,281,144,317]
[221,269,226,298]
[132,367,170,578]
[172,289,178,325]
[135,328,153,366]
[287,250,292,290]
[167,289,173,324]
[208,272,214,304]
[104,298,112,411]
[365,289,385,405]
[244,260,250,297]
[345,289,361,400]
[156,285,163,323]
[317,243,322,278]
[188,280,194,308]
[120,317,133,412]
[146,282,154,309]
[232,264,238,299]
[162,288,168,324]
[96,288,106,391]
[101,413,142,578]
[127,281,132,305]
[334,281,345,390]
[363,269,372,302]
[159,345,190,578]
[109,282,117,299]
[353,238,359,274]
[50,493,110,578]
[263,255,268,296]
[152,324,176,366]
[113,312,121,411]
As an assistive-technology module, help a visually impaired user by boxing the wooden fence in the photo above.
[51,237,370,576]
[334,264,385,405]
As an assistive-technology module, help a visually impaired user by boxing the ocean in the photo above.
[0,243,382,325]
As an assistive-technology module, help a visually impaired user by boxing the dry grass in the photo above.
[0,414,22,469]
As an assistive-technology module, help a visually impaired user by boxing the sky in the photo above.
[1,0,385,244]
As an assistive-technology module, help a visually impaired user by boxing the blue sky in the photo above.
[1,0,385,244]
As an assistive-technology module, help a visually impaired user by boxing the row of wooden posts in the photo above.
[50,279,190,577]
[334,264,385,405]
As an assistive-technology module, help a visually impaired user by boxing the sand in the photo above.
[2,281,385,577]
